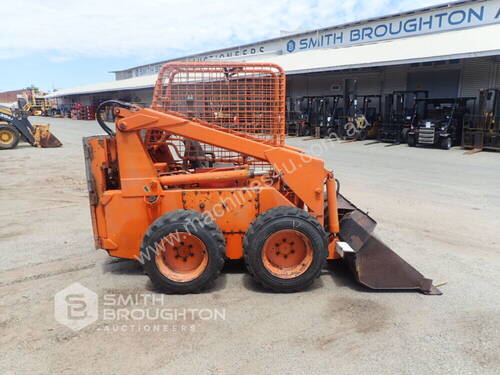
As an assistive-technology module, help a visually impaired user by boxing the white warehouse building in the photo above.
[48,0,500,109]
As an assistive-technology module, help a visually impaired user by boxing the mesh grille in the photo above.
[150,62,285,169]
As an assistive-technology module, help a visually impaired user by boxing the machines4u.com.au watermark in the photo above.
[54,282,225,332]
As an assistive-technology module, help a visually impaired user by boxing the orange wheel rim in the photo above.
[155,232,208,282]
[261,230,313,279]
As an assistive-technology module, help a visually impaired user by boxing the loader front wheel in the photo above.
[141,210,225,294]
[0,126,20,150]
[244,207,327,292]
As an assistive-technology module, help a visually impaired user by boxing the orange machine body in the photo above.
[84,62,341,262]
[84,110,340,261]
[84,62,441,295]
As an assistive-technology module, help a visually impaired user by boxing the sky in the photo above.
[0,0,453,92]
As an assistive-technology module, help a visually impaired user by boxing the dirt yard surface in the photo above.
[1,116,499,374]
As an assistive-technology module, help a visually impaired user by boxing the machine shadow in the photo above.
[102,257,420,295]
[216,259,325,293]
[13,144,34,149]
[102,258,144,275]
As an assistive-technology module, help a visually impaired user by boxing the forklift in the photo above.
[339,94,382,140]
[290,95,344,138]
[462,88,500,151]
[291,96,316,136]
[361,95,383,139]
[407,97,475,149]
[333,78,382,140]
[313,95,344,138]
[285,97,300,136]
[379,90,428,143]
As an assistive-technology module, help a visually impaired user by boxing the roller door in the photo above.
[460,58,493,97]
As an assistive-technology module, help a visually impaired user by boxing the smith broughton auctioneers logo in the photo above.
[54,282,99,331]
[286,40,296,53]
[54,282,226,332]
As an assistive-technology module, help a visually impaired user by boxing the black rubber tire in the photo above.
[408,134,416,147]
[326,126,337,140]
[343,122,356,140]
[301,126,312,137]
[357,128,368,141]
[0,125,20,150]
[140,209,225,294]
[440,137,451,150]
[401,128,409,143]
[243,206,327,293]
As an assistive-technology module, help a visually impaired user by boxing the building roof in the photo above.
[252,22,500,74]
[110,0,475,73]
[47,22,500,98]
[46,74,157,98]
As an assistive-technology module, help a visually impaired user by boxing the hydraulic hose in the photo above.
[96,100,139,136]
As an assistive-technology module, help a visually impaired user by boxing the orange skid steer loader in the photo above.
[83,62,441,295]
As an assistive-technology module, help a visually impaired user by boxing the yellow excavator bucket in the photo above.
[32,124,62,148]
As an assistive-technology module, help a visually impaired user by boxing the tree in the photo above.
[25,85,39,93]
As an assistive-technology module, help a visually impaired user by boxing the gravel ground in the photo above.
[0,116,499,374]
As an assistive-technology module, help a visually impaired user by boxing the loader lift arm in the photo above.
[113,106,330,222]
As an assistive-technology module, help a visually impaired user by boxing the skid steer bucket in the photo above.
[336,194,442,295]
[32,124,62,148]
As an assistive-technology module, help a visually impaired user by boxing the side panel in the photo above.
[96,186,297,261]
[182,189,259,232]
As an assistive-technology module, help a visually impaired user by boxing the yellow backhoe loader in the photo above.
[0,105,62,150]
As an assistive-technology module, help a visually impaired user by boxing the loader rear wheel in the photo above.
[141,210,225,294]
[244,206,327,292]
[0,126,20,150]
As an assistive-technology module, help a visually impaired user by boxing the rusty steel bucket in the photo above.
[336,194,442,295]
[32,124,62,148]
